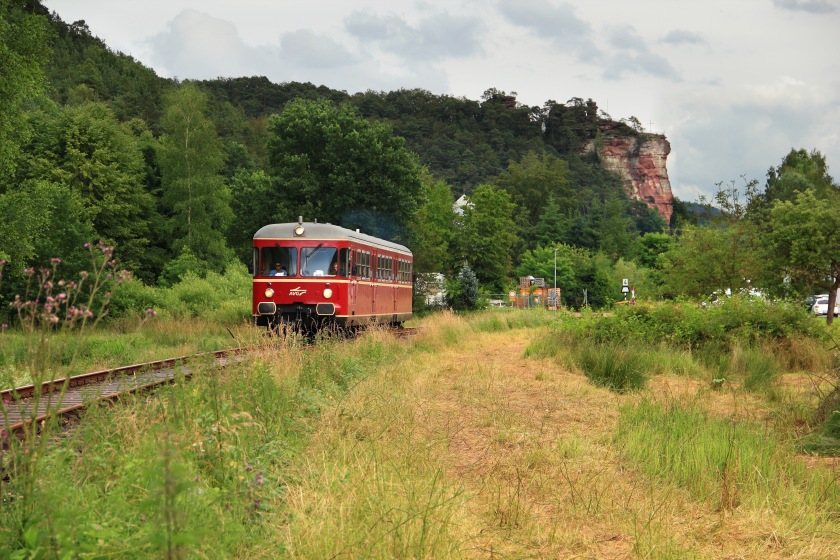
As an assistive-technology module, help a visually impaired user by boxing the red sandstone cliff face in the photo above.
[584,133,674,224]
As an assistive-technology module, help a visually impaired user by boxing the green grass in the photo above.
[616,399,839,519]
[574,342,649,392]
[0,330,402,558]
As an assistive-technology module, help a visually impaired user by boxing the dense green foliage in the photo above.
[1,1,838,324]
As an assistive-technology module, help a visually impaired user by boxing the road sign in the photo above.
[621,286,630,293]
[622,278,629,287]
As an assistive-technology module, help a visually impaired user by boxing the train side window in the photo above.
[338,248,349,277]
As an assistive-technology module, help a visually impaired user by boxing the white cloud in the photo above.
[773,0,837,14]
[147,10,260,79]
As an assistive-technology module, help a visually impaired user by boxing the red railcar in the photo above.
[251,220,413,332]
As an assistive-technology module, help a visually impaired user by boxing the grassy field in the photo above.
[1,306,838,558]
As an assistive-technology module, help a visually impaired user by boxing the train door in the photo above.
[372,253,378,313]
[349,249,357,306]
[392,256,398,312]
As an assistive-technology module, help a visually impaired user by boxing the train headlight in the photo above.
[323,288,333,299]
[264,287,275,298]
[294,225,305,236]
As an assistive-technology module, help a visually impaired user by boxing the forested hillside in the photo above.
[2,0,838,318]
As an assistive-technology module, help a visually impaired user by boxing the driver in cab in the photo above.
[270,262,288,276]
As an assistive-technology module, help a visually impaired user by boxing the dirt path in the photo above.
[409,328,835,559]
[277,324,838,559]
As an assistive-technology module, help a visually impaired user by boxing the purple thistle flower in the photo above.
[51,258,61,265]
[24,267,34,276]
[84,242,90,249]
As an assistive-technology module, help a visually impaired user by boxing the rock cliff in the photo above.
[584,128,674,224]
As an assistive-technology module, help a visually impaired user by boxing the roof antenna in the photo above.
[298,216,302,224]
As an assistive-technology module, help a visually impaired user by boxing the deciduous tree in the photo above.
[0,0,49,181]
[458,185,517,291]
[766,189,840,324]
[158,83,233,272]
[267,99,423,242]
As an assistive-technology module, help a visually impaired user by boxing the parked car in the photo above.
[812,296,839,316]
[805,294,825,311]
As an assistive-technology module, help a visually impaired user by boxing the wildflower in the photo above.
[24,267,34,276]
[79,271,89,279]
[2,324,7,330]
[84,242,90,249]
[49,314,59,324]
[58,279,66,287]
[0,259,7,266]
[43,281,53,290]
[57,293,67,301]
[46,296,55,304]
[103,292,111,300]
[145,308,157,318]
[50,257,61,266]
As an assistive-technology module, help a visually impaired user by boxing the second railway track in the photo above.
[0,326,417,438]
[0,348,248,437]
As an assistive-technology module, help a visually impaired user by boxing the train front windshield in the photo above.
[301,246,338,277]
[259,247,298,277]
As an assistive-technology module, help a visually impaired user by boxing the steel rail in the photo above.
[0,348,249,435]
[0,326,417,436]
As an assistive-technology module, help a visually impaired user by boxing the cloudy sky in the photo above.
[44,0,840,201]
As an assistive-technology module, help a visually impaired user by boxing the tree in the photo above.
[515,245,575,294]
[659,223,765,298]
[764,149,837,204]
[227,170,275,262]
[158,83,233,272]
[16,100,156,277]
[0,0,49,181]
[457,185,517,291]
[266,99,424,242]
[0,180,94,303]
[534,194,570,247]
[495,151,572,224]
[765,190,840,324]
[446,264,480,311]
[409,174,456,273]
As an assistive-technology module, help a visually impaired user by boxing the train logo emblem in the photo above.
[289,287,307,296]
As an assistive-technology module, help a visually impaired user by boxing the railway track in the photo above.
[0,326,417,438]
[0,348,247,437]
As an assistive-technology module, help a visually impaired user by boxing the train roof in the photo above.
[253,222,412,255]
